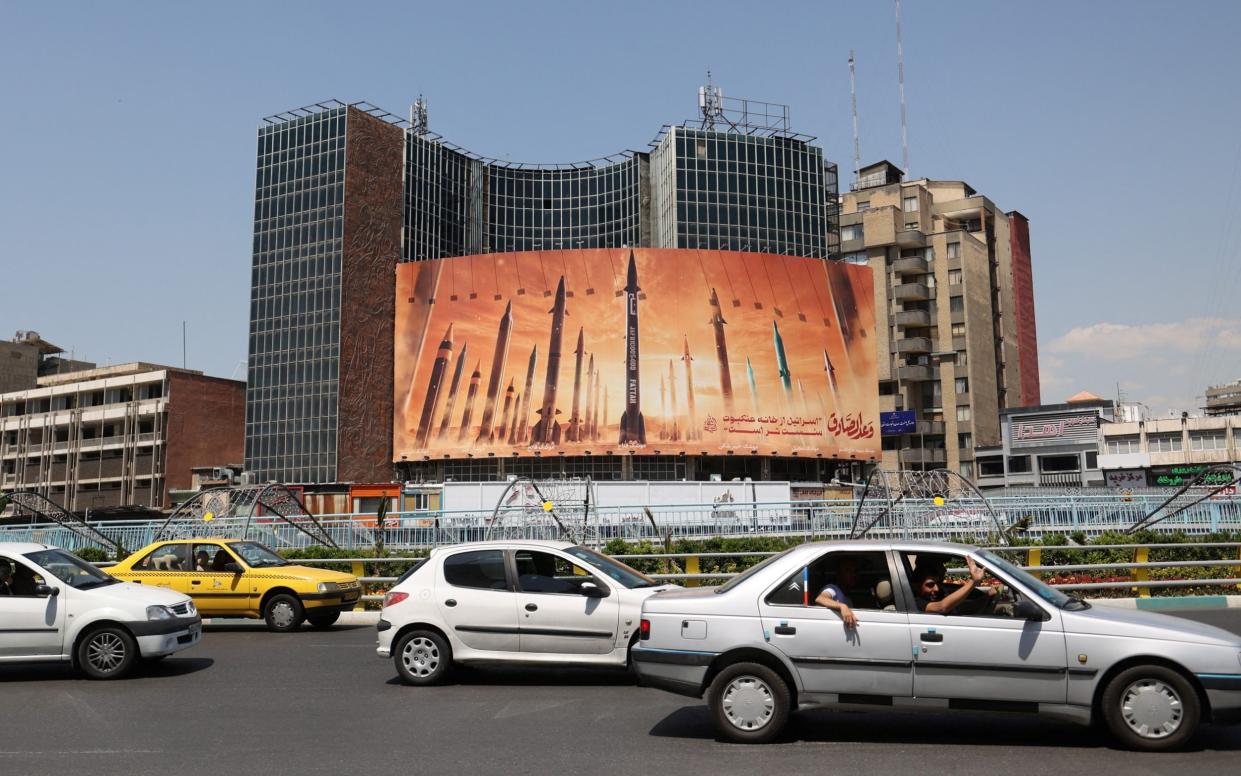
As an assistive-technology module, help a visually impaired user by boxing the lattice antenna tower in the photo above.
[410,95,429,136]
[849,50,862,184]
[698,71,724,131]
[895,0,910,175]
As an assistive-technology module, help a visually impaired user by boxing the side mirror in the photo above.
[35,584,59,597]
[224,562,244,574]
[1014,598,1047,621]
[580,581,608,598]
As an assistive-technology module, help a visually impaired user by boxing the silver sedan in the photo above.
[631,540,1241,750]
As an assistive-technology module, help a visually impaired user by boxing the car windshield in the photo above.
[565,546,658,589]
[978,550,1077,609]
[24,549,117,590]
[715,548,796,594]
[228,542,289,568]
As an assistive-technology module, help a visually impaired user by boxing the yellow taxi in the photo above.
[110,538,361,631]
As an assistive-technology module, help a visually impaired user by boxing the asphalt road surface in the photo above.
[2,610,1241,776]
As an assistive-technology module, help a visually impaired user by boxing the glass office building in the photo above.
[246,99,841,484]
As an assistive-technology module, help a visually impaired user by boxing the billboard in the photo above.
[393,249,877,461]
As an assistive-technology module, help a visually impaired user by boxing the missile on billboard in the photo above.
[823,348,840,413]
[498,378,515,442]
[414,323,454,449]
[515,346,538,444]
[617,252,645,445]
[588,354,599,441]
[746,356,759,414]
[773,320,793,398]
[659,373,667,440]
[681,335,698,441]
[566,328,585,442]
[602,386,609,441]
[476,301,513,443]
[708,287,734,410]
[457,360,482,442]
[532,276,568,445]
[436,341,468,440]
[667,359,679,442]
[508,392,522,444]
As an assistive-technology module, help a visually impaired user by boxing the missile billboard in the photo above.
[394,248,878,461]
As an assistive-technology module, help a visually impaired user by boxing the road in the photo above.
[1,610,1240,776]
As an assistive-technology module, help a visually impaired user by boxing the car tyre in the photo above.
[1101,664,1200,751]
[394,629,452,686]
[306,611,342,629]
[707,662,790,744]
[77,625,138,680]
[263,593,305,632]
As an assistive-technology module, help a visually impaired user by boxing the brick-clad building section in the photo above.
[337,108,404,483]
[163,371,246,504]
[1008,211,1040,406]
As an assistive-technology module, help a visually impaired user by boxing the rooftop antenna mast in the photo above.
[849,50,861,185]
[698,71,724,131]
[895,0,909,175]
[410,95,428,136]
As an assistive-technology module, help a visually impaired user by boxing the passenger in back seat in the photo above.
[814,556,866,629]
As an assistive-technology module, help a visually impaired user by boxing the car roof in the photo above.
[0,542,57,553]
[779,539,982,561]
[429,539,576,555]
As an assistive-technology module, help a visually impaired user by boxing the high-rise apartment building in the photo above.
[246,96,841,484]
[840,161,1039,477]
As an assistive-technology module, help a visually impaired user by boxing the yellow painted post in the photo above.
[685,555,700,587]
[1027,547,1042,580]
[1133,547,1150,599]
[352,561,366,611]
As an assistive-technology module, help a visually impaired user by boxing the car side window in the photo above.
[0,554,46,597]
[443,550,509,590]
[134,544,190,572]
[514,550,597,595]
[192,544,236,573]
[901,551,1029,618]
[766,551,895,611]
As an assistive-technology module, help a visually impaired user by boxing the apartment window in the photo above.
[955,350,968,367]
[978,457,1004,477]
[1007,455,1031,473]
[1085,452,1098,469]
[1040,454,1080,473]
[955,377,969,394]
[841,224,863,241]
[959,461,974,479]
[842,251,868,265]
[905,221,919,230]
[956,406,972,422]
[958,433,973,449]
[1190,431,1227,451]
[856,201,870,212]
[950,324,966,337]
[1106,436,1140,454]
[948,269,963,285]
[949,296,965,313]
[1148,433,1182,453]
[903,196,919,212]
[946,242,961,259]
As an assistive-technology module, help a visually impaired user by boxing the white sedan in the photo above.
[0,542,202,679]
[377,540,676,684]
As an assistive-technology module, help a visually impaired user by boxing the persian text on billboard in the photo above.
[393,249,878,460]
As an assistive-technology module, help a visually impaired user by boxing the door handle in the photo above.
[920,631,943,643]
[774,624,796,635]
[191,580,201,586]
[444,599,457,607]
[525,603,538,612]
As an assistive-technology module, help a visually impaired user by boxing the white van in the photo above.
[0,542,202,679]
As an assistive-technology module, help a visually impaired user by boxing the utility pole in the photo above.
[895,0,910,176]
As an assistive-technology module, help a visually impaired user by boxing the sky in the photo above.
[2,0,1239,416]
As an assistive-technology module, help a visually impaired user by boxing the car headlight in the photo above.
[146,605,174,621]
[317,582,340,594]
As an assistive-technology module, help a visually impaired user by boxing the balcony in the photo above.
[916,420,945,435]
[900,448,947,464]
[895,229,927,249]
[892,256,928,276]
[895,337,932,354]
[893,283,931,302]
[897,365,933,381]
[894,309,931,328]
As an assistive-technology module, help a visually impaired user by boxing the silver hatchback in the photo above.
[632,540,1241,750]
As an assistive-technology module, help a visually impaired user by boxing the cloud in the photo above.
[1045,317,1241,361]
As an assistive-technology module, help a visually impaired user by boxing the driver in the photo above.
[911,557,1002,614]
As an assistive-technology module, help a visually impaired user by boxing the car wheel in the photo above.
[306,611,342,630]
[263,593,305,632]
[394,629,452,686]
[78,626,138,680]
[1101,665,1200,751]
[707,662,791,744]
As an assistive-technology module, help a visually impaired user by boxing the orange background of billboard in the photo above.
[394,249,877,461]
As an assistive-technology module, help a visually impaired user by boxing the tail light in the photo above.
[639,618,651,640]
[383,591,409,608]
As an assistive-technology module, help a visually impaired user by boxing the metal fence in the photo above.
[5,493,1241,554]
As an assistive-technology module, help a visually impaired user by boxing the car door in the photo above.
[898,548,1068,704]
[512,549,620,656]
[0,554,66,658]
[758,549,914,698]
[181,542,249,615]
[436,548,520,653]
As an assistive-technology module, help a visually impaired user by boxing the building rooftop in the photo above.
[35,362,202,388]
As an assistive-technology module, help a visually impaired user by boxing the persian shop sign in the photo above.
[393,248,879,461]
[1150,465,1235,488]
[880,410,916,436]
[1011,413,1097,445]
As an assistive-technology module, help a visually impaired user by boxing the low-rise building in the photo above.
[975,392,1113,489]
[1204,378,1241,417]
[1099,413,1241,488]
[1,363,245,510]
